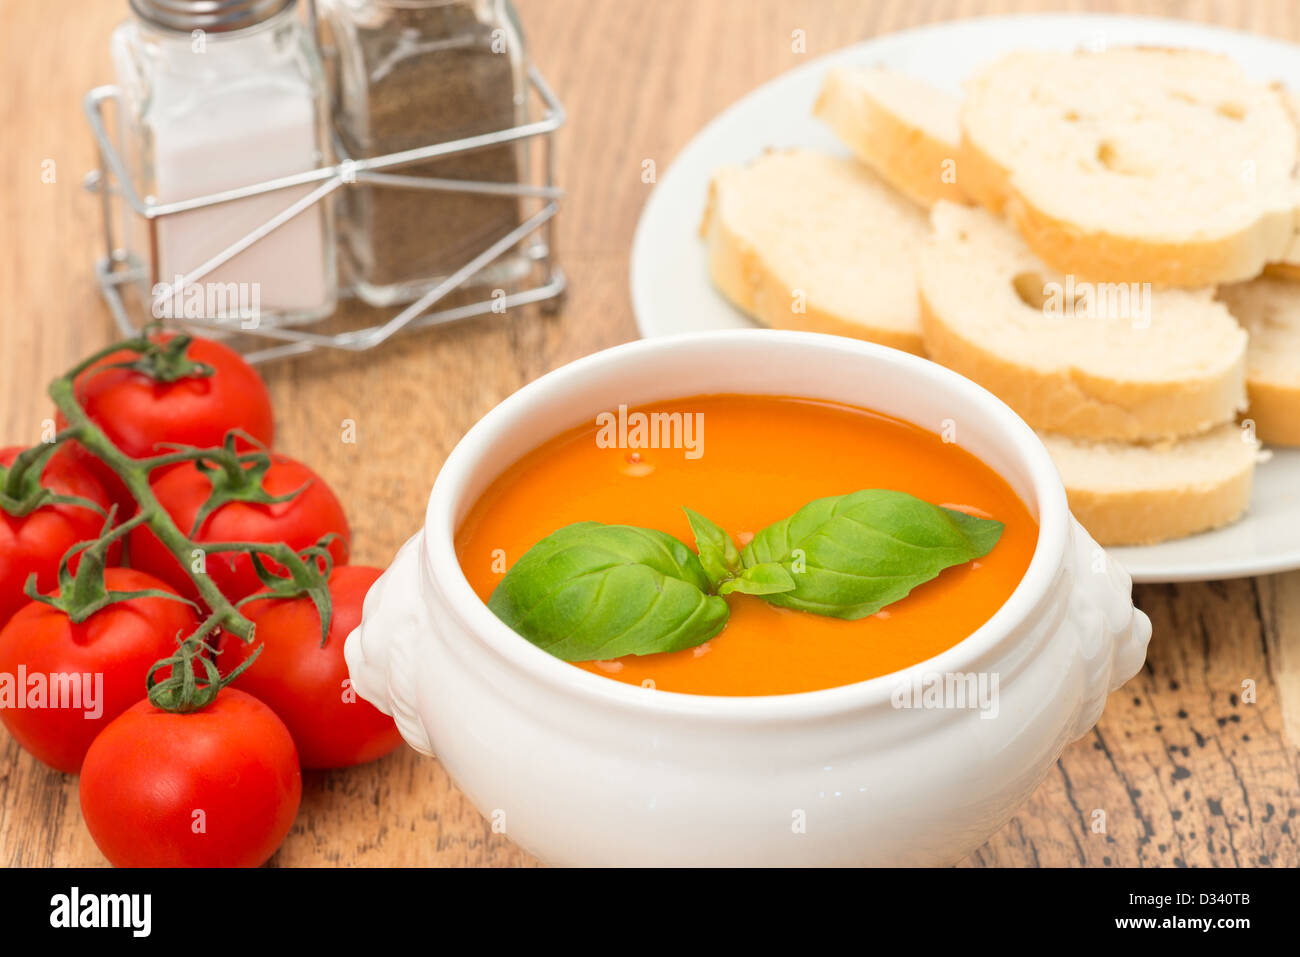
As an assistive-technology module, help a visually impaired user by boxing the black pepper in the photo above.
[325,1,527,304]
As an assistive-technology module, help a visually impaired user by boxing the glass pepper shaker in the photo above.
[111,0,337,327]
[317,0,531,307]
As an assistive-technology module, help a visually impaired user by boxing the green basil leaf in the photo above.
[740,490,1004,620]
[487,522,729,662]
[717,562,796,597]
[683,507,742,588]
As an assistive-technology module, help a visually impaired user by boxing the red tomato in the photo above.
[58,332,274,514]
[222,565,402,769]
[0,567,199,772]
[80,687,301,867]
[0,446,118,629]
[127,454,350,605]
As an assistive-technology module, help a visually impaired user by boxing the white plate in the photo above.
[629,12,1300,583]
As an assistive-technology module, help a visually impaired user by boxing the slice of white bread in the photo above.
[1042,425,1259,546]
[813,66,968,207]
[960,48,1299,286]
[1264,89,1300,280]
[701,149,929,354]
[1216,277,1300,446]
[918,202,1248,441]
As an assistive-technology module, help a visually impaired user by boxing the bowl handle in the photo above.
[1064,517,1152,741]
[344,530,437,756]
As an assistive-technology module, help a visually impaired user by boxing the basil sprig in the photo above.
[685,508,798,597]
[487,491,1003,662]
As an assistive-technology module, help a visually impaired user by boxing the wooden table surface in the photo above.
[2,0,1299,868]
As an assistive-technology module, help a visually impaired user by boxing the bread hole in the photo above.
[1012,271,1094,318]
[1011,271,1050,310]
[1014,273,1151,322]
[1095,140,1151,176]
[1167,90,1198,105]
[1063,109,1080,122]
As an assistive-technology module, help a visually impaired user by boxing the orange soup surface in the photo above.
[455,395,1038,696]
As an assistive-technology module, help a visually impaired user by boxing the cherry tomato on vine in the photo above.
[80,687,301,867]
[127,453,350,604]
[0,446,118,629]
[57,332,274,514]
[0,567,198,772]
[222,565,402,769]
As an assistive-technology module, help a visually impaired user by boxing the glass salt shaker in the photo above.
[317,0,532,307]
[112,0,337,327]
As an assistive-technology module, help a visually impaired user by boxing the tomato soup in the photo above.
[455,395,1038,696]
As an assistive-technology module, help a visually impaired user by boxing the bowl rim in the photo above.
[424,330,1071,720]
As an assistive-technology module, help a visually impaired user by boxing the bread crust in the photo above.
[813,70,968,208]
[1009,194,1295,287]
[917,291,1245,441]
[955,133,1013,215]
[1264,261,1300,281]
[1245,381,1300,446]
[1059,467,1254,546]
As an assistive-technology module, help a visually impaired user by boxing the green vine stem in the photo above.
[50,373,259,642]
[38,332,332,665]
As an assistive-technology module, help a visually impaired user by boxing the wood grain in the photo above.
[1,0,1298,867]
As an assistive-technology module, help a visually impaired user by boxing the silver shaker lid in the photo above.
[128,0,297,33]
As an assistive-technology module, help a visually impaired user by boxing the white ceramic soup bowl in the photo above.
[345,330,1150,867]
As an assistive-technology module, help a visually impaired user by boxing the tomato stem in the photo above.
[24,509,199,623]
[0,431,106,518]
[145,618,261,714]
[18,331,337,714]
[184,433,311,537]
[47,366,258,642]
